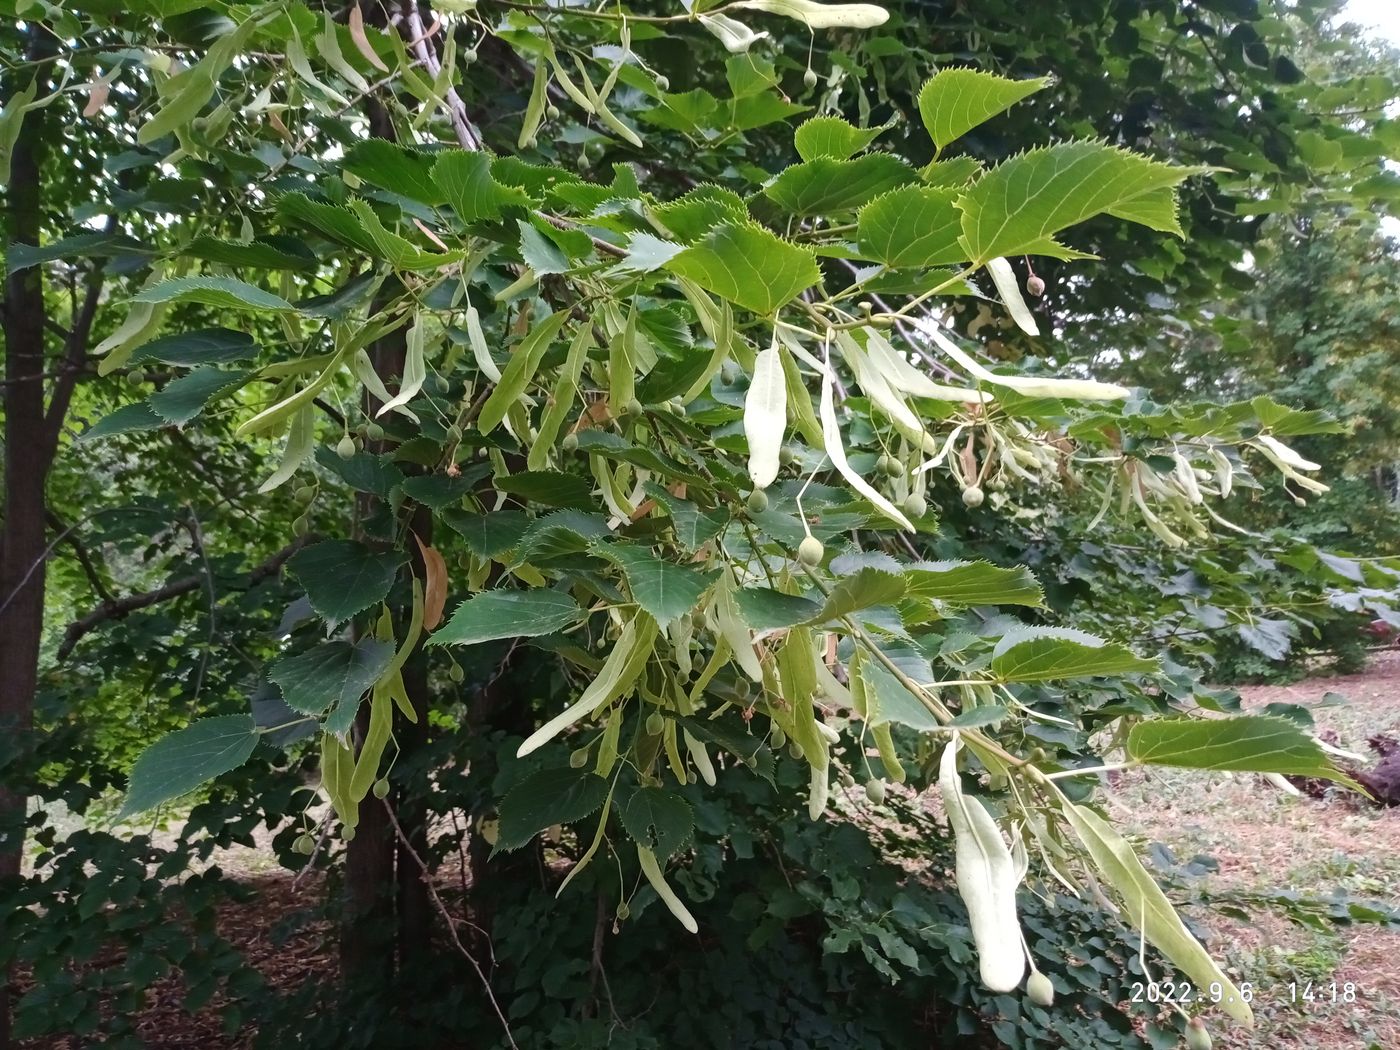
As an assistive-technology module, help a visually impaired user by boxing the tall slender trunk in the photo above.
[0,38,53,1048]
[339,96,435,1002]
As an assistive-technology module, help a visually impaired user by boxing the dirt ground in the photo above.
[1106,650,1400,1050]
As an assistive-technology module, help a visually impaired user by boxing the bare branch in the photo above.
[380,798,518,1049]
[56,535,311,662]
[46,511,115,605]
[402,2,483,150]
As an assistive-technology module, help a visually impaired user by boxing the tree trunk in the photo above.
[0,37,54,1047]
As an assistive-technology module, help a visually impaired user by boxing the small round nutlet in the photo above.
[445,424,463,443]
[864,779,886,805]
[569,747,590,769]
[561,432,579,453]
[1026,970,1055,1006]
[126,369,146,388]
[372,778,391,800]
[903,493,927,518]
[1185,1018,1212,1050]
[645,711,665,736]
[746,488,769,515]
[778,447,797,467]
[1026,275,1046,298]
[336,434,357,460]
[734,677,751,699]
[366,422,385,442]
[292,514,311,537]
[432,375,451,394]
[654,74,670,91]
[797,535,825,567]
[803,67,818,89]
[449,663,465,683]
[616,901,631,920]
[294,484,316,504]
[770,726,787,749]
[342,826,357,843]
[961,485,985,508]
[788,740,804,761]
[875,454,897,477]
[462,48,478,64]
[622,398,643,420]
[546,104,560,120]
[292,834,315,855]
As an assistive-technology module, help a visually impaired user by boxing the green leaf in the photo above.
[184,236,318,272]
[286,540,401,623]
[347,199,463,271]
[808,567,907,623]
[441,509,531,558]
[595,543,716,627]
[344,140,446,206]
[857,185,965,268]
[856,653,940,731]
[518,219,571,276]
[494,470,594,510]
[132,328,257,367]
[148,367,253,425]
[432,150,531,222]
[950,705,1009,728]
[80,402,165,441]
[764,154,916,215]
[664,223,819,316]
[268,639,395,723]
[315,446,406,500]
[250,682,317,748]
[734,587,822,630]
[432,589,581,646]
[620,232,685,273]
[1061,802,1253,1025]
[1127,715,1356,785]
[642,484,728,552]
[512,511,612,566]
[401,468,489,510]
[1248,395,1347,436]
[132,276,292,312]
[917,68,1050,153]
[496,768,611,852]
[6,232,153,275]
[989,627,1157,682]
[903,560,1043,606]
[651,185,750,243]
[277,192,380,255]
[793,116,885,161]
[119,715,259,818]
[958,142,1204,262]
[620,786,694,860]
[574,431,702,484]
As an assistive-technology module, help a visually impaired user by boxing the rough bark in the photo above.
[0,33,54,1047]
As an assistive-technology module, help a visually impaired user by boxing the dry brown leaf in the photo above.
[83,73,110,118]
[413,533,449,631]
[349,3,390,73]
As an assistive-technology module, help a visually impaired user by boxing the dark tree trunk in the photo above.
[394,509,434,974]
[0,37,54,1048]
[341,92,433,992]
